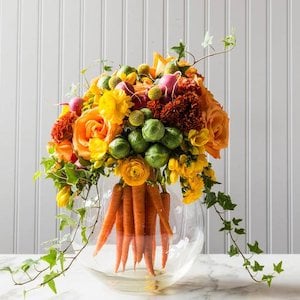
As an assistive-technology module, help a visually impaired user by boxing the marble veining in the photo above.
[0,254,299,299]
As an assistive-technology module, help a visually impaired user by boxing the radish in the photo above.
[115,81,134,96]
[158,72,181,95]
[69,97,84,115]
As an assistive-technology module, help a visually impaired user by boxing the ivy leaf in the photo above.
[234,228,246,235]
[251,261,264,272]
[201,31,214,49]
[171,41,186,61]
[41,248,58,270]
[228,245,239,257]
[103,65,112,72]
[80,68,88,75]
[58,252,65,273]
[33,170,42,181]
[81,226,88,244]
[41,157,57,174]
[21,259,38,273]
[243,259,250,267]
[56,214,77,231]
[217,192,236,210]
[223,33,236,49]
[64,163,79,186]
[273,261,284,274]
[247,241,263,254]
[204,192,217,208]
[219,220,232,231]
[262,274,274,287]
[43,272,58,294]
[232,218,242,226]
[77,208,86,223]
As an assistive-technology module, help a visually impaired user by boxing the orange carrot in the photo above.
[121,185,134,270]
[114,202,123,272]
[146,183,173,236]
[132,184,146,263]
[160,192,171,268]
[93,183,123,256]
[144,191,157,276]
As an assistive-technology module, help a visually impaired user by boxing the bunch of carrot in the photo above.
[93,181,173,276]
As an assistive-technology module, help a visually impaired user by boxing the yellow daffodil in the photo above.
[117,156,150,186]
[188,128,210,148]
[99,89,133,125]
[56,186,71,207]
[203,167,217,182]
[89,137,108,161]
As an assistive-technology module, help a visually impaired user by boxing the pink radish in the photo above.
[115,81,134,96]
[69,97,84,115]
[158,72,181,95]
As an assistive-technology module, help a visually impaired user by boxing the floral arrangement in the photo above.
[1,34,283,295]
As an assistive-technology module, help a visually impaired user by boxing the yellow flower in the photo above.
[188,128,210,148]
[183,176,204,204]
[183,189,203,204]
[118,156,150,186]
[59,104,70,117]
[168,158,179,171]
[169,170,179,184]
[89,137,108,161]
[203,167,217,182]
[119,72,137,85]
[99,89,133,125]
[56,186,71,207]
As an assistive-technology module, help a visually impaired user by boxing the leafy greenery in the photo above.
[202,164,283,287]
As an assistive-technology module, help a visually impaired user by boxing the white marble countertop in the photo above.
[0,254,299,299]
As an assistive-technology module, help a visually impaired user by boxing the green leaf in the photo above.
[171,41,186,61]
[58,252,65,273]
[217,192,237,210]
[262,274,274,287]
[247,241,263,254]
[204,192,217,208]
[273,261,284,274]
[80,68,88,75]
[81,226,88,244]
[103,65,112,72]
[41,157,57,173]
[223,33,236,49]
[251,261,264,272]
[56,214,77,231]
[228,245,239,257]
[232,217,242,226]
[219,220,232,231]
[77,208,86,223]
[243,259,250,267]
[234,228,246,235]
[41,248,58,270]
[64,163,79,185]
[43,272,58,294]
[33,170,42,181]
[21,259,38,273]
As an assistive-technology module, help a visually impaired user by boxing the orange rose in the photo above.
[196,76,219,111]
[73,107,121,160]
[203,104,229,159]
[48,140,75,162]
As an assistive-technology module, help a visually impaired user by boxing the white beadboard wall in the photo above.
[0,0,299,254]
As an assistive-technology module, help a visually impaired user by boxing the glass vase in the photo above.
[73,175,204,293]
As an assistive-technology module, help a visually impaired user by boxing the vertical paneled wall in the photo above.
[0,0,299,254]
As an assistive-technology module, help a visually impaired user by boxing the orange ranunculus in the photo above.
[73,107,121,160]
[117,156,150,186]
[48,140,74,162]
[203,104,229,159]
